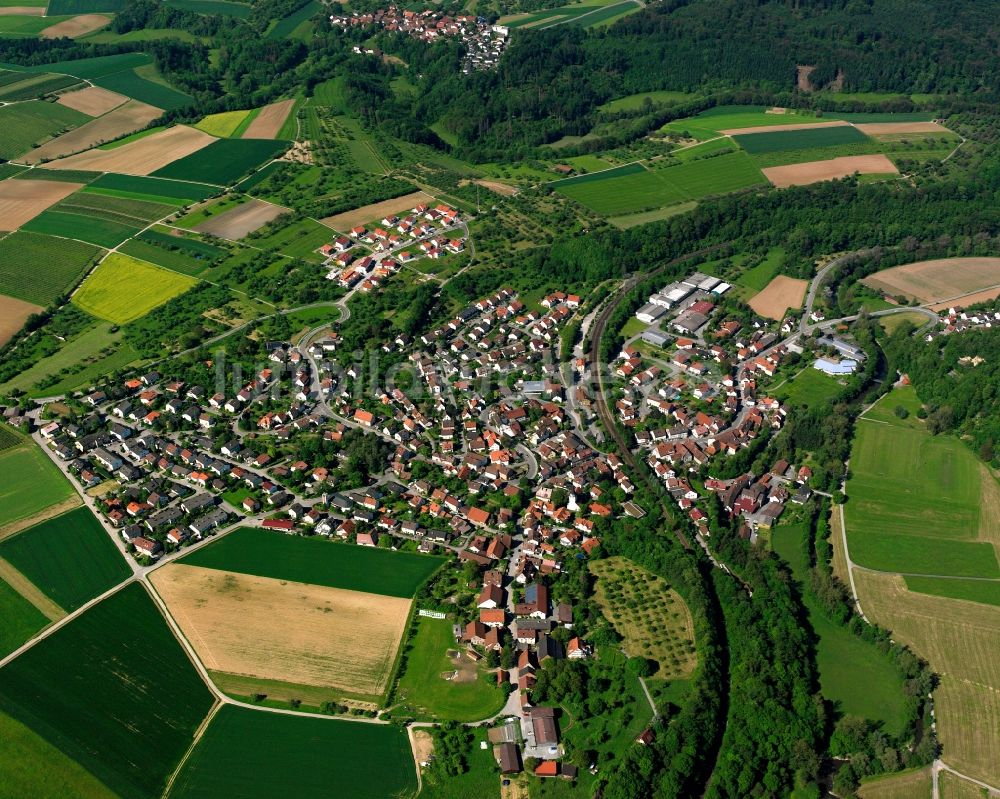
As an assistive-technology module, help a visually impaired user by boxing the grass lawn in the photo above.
[880,310,930,334]
[0,442,75,529]
[846,389,999,578]
[72,252,197,324]
[903,576,1000,608]
[0,709,117,799]
[171,705,417,799]
[420,727,499,799]
[608,201,697,229]
[0,582,215,799]
[773,522,909,735]
[773,367,843,407]
[0,507,130,612]
[0,576,48,657]
[393,616,506,721]
[179,527,445,598]
[857,766,933,798]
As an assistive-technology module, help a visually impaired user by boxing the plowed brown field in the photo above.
[55,86,127,117]
[241,99,295,140]
[43,124,214,175]
[24,100,164,164]
[0,178,82,230]
[763,154,898,187]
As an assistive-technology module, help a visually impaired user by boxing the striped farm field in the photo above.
[85,172,218,205]
[0,71,80,101]
[0,440,77,530]
[92,67,192,110]
[0,231,102,305]
[733,124,870,154]
[0,100,89,160]
[23,190,174,248]
[73,252,197,323]
[548,161,645,187]
[152,137,291,185]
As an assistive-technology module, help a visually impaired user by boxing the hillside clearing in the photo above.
[862,257,1000,305]
[748,275,808,319]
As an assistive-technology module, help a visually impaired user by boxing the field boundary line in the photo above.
[0,555,66,621]
[161,699,222,799]
[0,494,83,542]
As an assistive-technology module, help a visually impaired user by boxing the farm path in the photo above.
[932,758,1000,798]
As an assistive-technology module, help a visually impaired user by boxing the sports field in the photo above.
[180,527,444,598]
[0,582,215,799]
[151,562,411,696]
[748,274,808,319]
[0,507,130,612]
[152,137,290,185]
[0,230,102,305]
[845,394,999,578]
[862,257,1000,305]
[393,616,505,721]
[0,441,76,530]
[0,100,89,160]
[72,252,197,323]
[170,705,417,799]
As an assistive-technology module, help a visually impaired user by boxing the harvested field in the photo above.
[471,178,518,196]
[855,121,948,136]
[44,124,214,175]
[857,767,932,799]
[928,288,1000,312]
[0,178,82,230]
[193,197,288,239]
[320,189,433,231]
[720,120,850,136]
[1,6,44,14]
[855,570,1000,787]
[40,13,109,37]
[763,154,898,187]
[21,100,162,163]
[0,295,43,346]
[242,98,295,139]
[54,85,125,116]
[862,257,1000,306]
[151,563,411,696]
[748,274,808,319]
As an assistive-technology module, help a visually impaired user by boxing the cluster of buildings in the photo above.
[330,8,509,71]
[635,272,732,331]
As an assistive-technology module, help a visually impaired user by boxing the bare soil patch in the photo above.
[0,178,82,230]
[763,154,898,187]
[855,121,948,136]
[193,198,288,239]
[796,65,816,92]
[927,287,1000,312]
[0,6,44,14]
[412,729,434,766]
[44,124,214,175]
[25,100,164,164]
[241,98,295,140]
[320,190,433,232]
[151,563,411,696]
[0,555,64,621]
[55,86,126,117]
[41,13,110,38]
[460,178,518,197]
[720,120,850,136]
[862,257,1000,306]
[748,274,809,319]
[0,294,44,347]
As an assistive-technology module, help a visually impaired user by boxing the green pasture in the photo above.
[153,137,289,185]
[83,27,203,43]
[0,101,88,160]
[608,201,697,229]
[266,0,320,38]
[8,51,147,79]
[904,576,1000,607]
[735,246,786,292]
[72,252,197,323]
[0,16,75,38]
[248,217,330,262]
[734,124,870,154]
[45,0,127,13]
[0,231,102,306]
[86,172,219,205]
[0,577,48,658]
[773,367,844,407]
[165,0,252,15]
[93,67,193,110]
[0,442,75,529]
[660,106,821,139]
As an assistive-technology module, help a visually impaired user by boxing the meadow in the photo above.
[45,0,127,13]
[602,92,694,114]
[249,216,330,262]
[0,582,215,799]
[773,367,844,407]
[23,209,142,249]
[857,767,933,799]
[72,252,197,323]
[266,0,320,38]
[165,0,252,16]
[179,527,444,598]
[548,161,645,187]
[0,507,130,612]
[0,231,102,306]
[845,400,999,578]
[393,616,505,721]
[56,189,175,227]
[0,72,79,100]
[0,441,76,529]
[773,523,909,735]
[0,100,88,160]
[153,138,289,185]
[93,67,193,110]
[86,172,218,204]
[903,576,1000,607]
[170,705,417,799]
[733,124,870,154]
[659,106,822,139]
[0,709,117,799]
[0,577,48,657]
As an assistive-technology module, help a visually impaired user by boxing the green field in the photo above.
[15,166,100,183]
[94,67,193,110]
[773,523,909,734]
[72,252,197,323]
[734,124,870,154]
[10,51,148,79]
[249,216,331,262]
[555,152,765,214]
[735,246,786,291]
[0,442,76,529]
[0,162,28,180]
[548,161,645,187]
[45,0,127,13]
[152,138,290,185]
[903,576,1000,607]
[0,582,215,799]
[0,100,88,160]
[118,237,214,276]
[0,709,118,799]
[420,728,499,799]
[165,0,252,16]
[774,367,844,407]
[845,391,999,578]
[504,0,636,29]
[86,172,218,204]
[608,201,698,229]
[180,527,444,598]
[0,231,102,306]
[194,109,251,137]
[60,189,175,225]
[393,616,506,721]
[0,507,130,612]
[171,705,417,799]
[21,210,139,249]
[0,16,77,38]
[266,0,320,38]
[83,27,203,44]
[0,577,48,658]
[0,71,80,100]
[660,106,821,139]
[140,226,226,257]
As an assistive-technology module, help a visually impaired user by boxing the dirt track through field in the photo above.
[24,100,164,164]
[151,563,411,696]
[241,98,295,140]
[55,86,127,117]
[862,257,1000,305]
[320,190,434,231]
[855,121,948,136]
[0,178,82,230]
[0,555,65,621]
[40,13,110,38]
[0,496,81,542]
[0,294,43,347]
[193,198,288,239]
[748,274,808,319]
[43,124,214,175]
[720,120,850,136]
[763,154,898,187]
